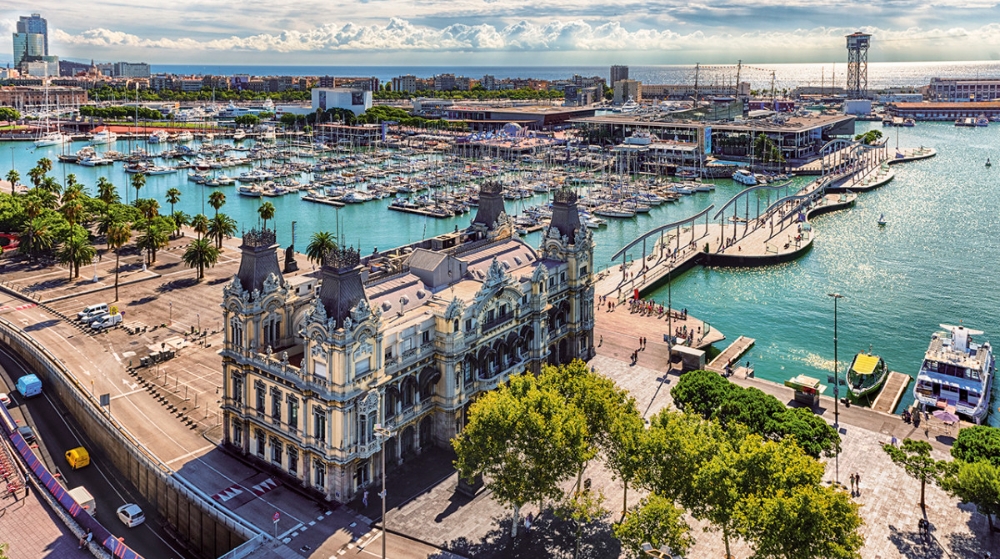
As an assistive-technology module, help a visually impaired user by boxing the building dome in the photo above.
[502,122,522,136]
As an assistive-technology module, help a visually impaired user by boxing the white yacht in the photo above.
[233,129,247,141]
[732,168,757,186]
[33,131,72,148]
[912,324,994,424]
[89,129,118,145]
[175,131,194,142]
[619,97,640,113]
[148,130,169,143]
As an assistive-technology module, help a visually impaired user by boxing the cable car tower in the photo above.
[846,32,871,99]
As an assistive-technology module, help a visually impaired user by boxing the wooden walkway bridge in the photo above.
[871,371,912,414]
[706,336,756,374]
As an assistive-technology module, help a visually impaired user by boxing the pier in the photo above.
[706,336,756,374]
[871,371,912,414]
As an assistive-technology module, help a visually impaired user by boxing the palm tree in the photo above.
[37,157,52,176]
[106,221,131,301]
[208,190,226,219]
[97,177,119,206]
[171,210,190,237]
[60,199,85,227]
[306,231,337,266]
[191,213,209,239]
[18,216,55,261]
[131,173,146,204]
[56,228,96,281]
[27,166,45,189]
[257,201,275,231]
[5,169,19,194]
[136,222,169,265]
[165,188,181,216]
[182,237,220,280]
[209,213,237,249]
[40,176,62,197]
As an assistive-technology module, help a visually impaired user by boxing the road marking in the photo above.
[111,387,143,400]
[163,443,216,466]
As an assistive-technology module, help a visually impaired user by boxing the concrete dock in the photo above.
[706,335,756,374]
[872,371,912,415]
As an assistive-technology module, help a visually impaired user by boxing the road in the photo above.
[0,341,196,559]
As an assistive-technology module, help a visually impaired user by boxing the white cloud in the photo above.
[47,19,1000,57]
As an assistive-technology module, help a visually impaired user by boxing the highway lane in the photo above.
[0,341,196,559]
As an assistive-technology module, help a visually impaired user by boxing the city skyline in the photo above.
[2,2,1000,65]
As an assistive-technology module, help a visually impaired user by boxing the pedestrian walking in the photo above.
[849,473,855,493]
[855,473,861,495]
[362,490,368,508]
[598,335,603,347]
[524,512,533,532]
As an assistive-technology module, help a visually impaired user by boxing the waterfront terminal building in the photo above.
[220,185,595,503]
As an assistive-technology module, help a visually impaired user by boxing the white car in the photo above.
[0,393,10,408]
[116,503,145,528]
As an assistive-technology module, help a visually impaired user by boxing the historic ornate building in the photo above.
[220,184,595,503]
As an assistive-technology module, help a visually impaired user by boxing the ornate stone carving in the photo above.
[360,389,380,414]
[263,272,281,294]
[531,264,548,284]
[445,297,465,321]
[353,341,373,360]
[307,297,328,325]
[323,246,360,270]
[242,228,276,248]
[483,257,510,290]
[223,275,247,300]
[351,298,373,324]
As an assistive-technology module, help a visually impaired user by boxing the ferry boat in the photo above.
[846,351,889,402]
[732,168,757,186]
[912,324,994,424]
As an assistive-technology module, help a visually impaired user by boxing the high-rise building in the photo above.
[611,65,629,86]
[113,62,151,78]
[12,32,45,68]
[17,14,48,56]
[613,79,641,105]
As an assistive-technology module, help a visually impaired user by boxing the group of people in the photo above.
[849,472,862,497]
[630,337,648,364]
[599,295,618,312]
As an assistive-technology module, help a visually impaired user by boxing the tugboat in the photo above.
[846,349,890,403]
[912,324,994,424]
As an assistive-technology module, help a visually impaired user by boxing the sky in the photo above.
[2,0,1000,66]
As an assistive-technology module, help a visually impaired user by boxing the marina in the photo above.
[0,118,996,419]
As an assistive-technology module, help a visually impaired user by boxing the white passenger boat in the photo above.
[89,129,118,145]
[912,324,994,424]
[732,168,757,186]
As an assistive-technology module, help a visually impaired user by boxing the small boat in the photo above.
[33,131,72,148]
[732,168,757,186]
[233,129,246,141]
[987,158,992,168]
[877,213,887,226]
[175,131,195,142]
[148,130,169,144]
[846,350,890,402]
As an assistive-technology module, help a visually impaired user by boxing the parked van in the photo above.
[16,374,42,398]
[78,303,109,322]
[91,313,122,331]
[67,486,96,516]
[65,447,91,469]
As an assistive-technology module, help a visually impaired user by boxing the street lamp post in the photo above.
[197,312,201,333]
[828,292,844,488]
[374,424,393,559]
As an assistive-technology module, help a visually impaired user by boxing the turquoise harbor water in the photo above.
[3,121,999,416]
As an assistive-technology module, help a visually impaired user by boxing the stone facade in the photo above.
[220,186,595,503]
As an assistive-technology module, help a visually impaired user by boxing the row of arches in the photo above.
[384,366,441,419]
[464,325,534,383]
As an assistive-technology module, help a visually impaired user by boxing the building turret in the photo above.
[548,188,582,240]
[317,246,367,329]
[471,181,505,231]
[236,228,283,293]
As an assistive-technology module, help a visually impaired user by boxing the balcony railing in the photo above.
[481,313,514,333]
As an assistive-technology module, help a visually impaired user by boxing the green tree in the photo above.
[234,114,260,127]
[56,226,96,280]
[952,425,1000,468]
[713,386,787,439]
[97,177,119,206]
[942,459,1000,531]
[613,494,692,559]
[209,213,237,249]
[747,483,864,559]
[37,157,52,176]
[171,210,190,237]
[165,187,182,217]
[306,231,337,266]
[604,399,646,517]
[191,213,209,240]
[453,372,589,537]
[883,439,946,509]
[136,216,171,265]
[0,107,21,121]
[27,166,46,189]
[18,215,57,261]
[131,173,146,203]
[671,369,737,419]
[208,190,226,219]
[854,130,883,145]
[5,170,19,195]
[182,237,220,280]
[59,199,85,227]
[106,220,131,301]
[257,201,275,231]
[776,407,841,459]
[639,411,722,505]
